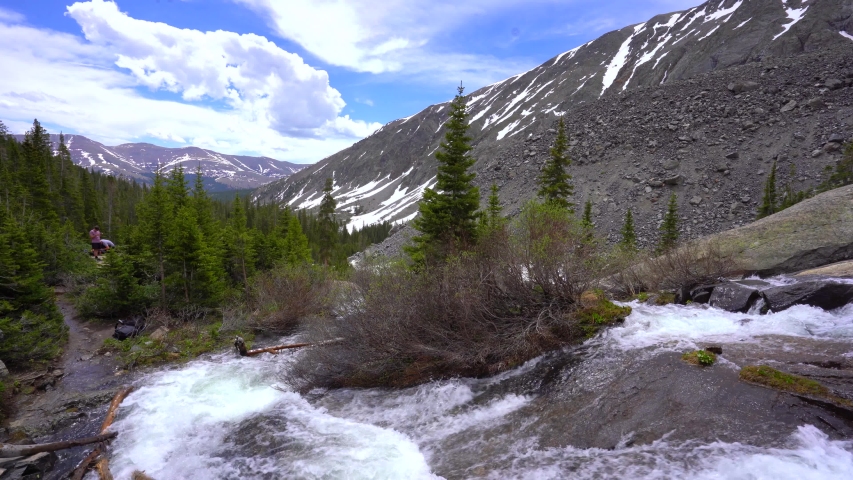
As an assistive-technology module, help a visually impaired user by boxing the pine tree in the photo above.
[581,199,594,237]
[619,209,637,251]
[480,183,505,233]
[226,194,254,294]
[318,178,338,265]
[136,171,172,306]
[537,118,574,211]
[282,213,312,265]
[407,84,480,265]
[757,160,777,219]
[658,193,680,253]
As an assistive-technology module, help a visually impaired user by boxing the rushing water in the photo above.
[108,284,853,479]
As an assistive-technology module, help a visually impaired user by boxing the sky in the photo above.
[0,0,700,164]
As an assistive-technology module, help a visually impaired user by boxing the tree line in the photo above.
[0,119,391,370]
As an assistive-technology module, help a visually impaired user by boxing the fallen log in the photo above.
[234,336,343,357]
[69,386,135,480]
[0,432,117,458]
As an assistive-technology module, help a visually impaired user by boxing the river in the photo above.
[106,283,853,479]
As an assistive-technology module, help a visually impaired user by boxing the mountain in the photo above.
[13,133,305,190]
[255,0,853,244]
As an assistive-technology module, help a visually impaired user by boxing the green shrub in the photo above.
[574,299,632,338]
[0,309,66,369]
[682,350,717,366]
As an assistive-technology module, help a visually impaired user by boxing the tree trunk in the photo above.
[0,432,117,458]
[69,386,135,480]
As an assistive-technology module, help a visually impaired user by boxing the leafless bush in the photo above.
[245,264,334,333]
[605,239,738,297]
[288,202,608,390]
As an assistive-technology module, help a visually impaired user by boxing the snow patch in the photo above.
[734,18,752,29]
[703,0,743,23]
[601,23,645,96]
[774,2,809,41]
[842,31,853,42]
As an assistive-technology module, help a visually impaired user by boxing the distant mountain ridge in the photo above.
[13,133,305,190]
[255,0,853,234]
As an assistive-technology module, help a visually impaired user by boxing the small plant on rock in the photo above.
[682,349,717,366]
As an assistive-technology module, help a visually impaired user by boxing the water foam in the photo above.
[605,302,853,351]
[483,425,853,479]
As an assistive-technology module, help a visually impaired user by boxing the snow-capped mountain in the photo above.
[254,0,853,236]
[16,134,305,190]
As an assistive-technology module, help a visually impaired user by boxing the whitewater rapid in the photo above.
[108,297,853,479]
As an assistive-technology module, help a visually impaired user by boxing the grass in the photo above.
[739,365,827,396]
[574,297,632,338]
[682,350,717,366]
[100,322,254,370]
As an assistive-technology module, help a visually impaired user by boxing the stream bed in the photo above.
[107,285,853,479]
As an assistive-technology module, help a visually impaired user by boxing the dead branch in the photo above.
[0,432,117,458]
[69,386,135,480]
[234,336,343,357]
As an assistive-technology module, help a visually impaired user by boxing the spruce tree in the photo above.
[537,118,574,211]
[226,194,255,294]
[757,160,777,219]
[318,178,338,265]
[620,209,637,251]
[581,199,594,238]
[282,213,312,265]
[658,193,680,253]
[408,84,480,265]
[136,171,172,306]
[481,183,504,232]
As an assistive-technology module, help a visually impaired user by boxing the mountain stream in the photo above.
[105,279,853,479]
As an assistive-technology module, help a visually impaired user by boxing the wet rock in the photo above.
[762,280,853,312]
[705,346,723,355]
[689,285,716,304]
[708,282,761,313]
[2,452,57,480]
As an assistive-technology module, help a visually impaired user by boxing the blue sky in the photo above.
[0,0,699,163]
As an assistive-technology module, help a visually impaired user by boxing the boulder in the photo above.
[149,326,169,342]
[727,81,759,94]
[806,97,825,109]
[762,280,853,312]
[708,283,762,313]
[826,78,844,90]
[780,100,798,112]
[0,359,8,378]
[689,285,716,304]
[710,184,853,276]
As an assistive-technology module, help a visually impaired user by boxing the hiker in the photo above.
[89,225,104,259]
[101,239,115,251]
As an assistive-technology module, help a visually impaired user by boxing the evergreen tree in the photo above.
[619,209,637,251]
[537,118,574,211]
[282,213,312,265]
[581,199,594,239]
[226,194,255,294]
[480,183,504,233]
[318,178,338,265]
[136,171,172,306]
[658,193,680,253]
[407,84,480,265]
[757,160,778,219]
[166,164,189,214]
[818,142,853,192]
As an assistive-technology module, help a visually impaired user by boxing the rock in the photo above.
[689,285,716,304]
[711,184,853,275]
[763,280,853,312]
[725,151,739,159]
[795,260,853,278]
[780,100,797,112]
[663,159,680,170]
[715,163,729,172]
[0,360,8,378]
[664,175,681,185]
[648,179,664,188]
[828,133,846,143]
[740,195,751,203]
[727,81,759,94]
[806,97,825,109]
[824,142,841,153]
[708,283,762,313]
[826,78,844,90]
[811,149,823,158]
[3,452,57,480]
[150,326,169,342]
[704,346,723,355]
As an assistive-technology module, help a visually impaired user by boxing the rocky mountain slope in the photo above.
[255,0,853,243]
[14,134,304,190]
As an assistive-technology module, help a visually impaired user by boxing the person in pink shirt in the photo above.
[89,225,104,259]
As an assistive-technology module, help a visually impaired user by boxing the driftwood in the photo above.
[69,386,135,480]
[234,336,343,357]
[0,432,117,458]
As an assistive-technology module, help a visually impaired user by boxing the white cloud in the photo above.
[234,0,541,82]
[0,7,24,23]
[0,0,380,162]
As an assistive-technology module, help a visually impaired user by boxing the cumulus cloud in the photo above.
[0,0,380,162]
[0,7,24,23]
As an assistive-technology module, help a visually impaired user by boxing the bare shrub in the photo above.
[605,239,738,297]
[245,264,334,333]
[288,201,611,390]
